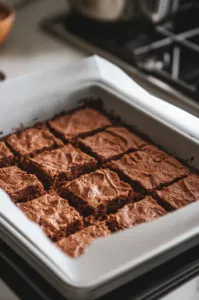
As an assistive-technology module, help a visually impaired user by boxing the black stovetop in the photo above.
[42,0,199,103]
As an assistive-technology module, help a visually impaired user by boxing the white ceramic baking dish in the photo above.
[0,56,199,300]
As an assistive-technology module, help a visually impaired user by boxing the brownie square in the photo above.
[48,107,111,142]
[79,126,147,163]
[60,168,137,217]
[107,145,189,193]
[155,174,199,210]
[107,196,167,232]
[56,222,110,257]
[0,141,15,167]
[0,166,45,202]
[18,193,83,240]
[24,144,97,187]
[7,125,63,160]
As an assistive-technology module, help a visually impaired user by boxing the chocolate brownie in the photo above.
[107,145,189,193]
[48,107,111,142]
[0,166,45,202]
[60,168,137,217]
[7,126,63,160]
[155,174,199,210]
[18,193,83,240]
[78,126,147,162]
[24,144,97,187]
[0,141,14,167]
[56,222,110,257]
[107,196,167,232]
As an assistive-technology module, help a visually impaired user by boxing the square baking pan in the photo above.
[0,56,199,300]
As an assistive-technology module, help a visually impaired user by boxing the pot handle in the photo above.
[140,0,179,23]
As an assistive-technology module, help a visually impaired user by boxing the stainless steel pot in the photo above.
[69,0,179,24]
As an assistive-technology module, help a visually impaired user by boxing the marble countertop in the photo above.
[162,277,199,300]
[0,0,84,78]
[0,0,198,299]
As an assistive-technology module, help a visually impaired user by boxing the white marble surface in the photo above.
[0,281,19,300]
[0,0,85,77]
[162,277,199,300]
[0,0,198,299]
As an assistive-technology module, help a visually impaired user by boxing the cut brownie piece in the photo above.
[56,222,110,257]
[18,193,83,240]
[7,125,63,160]
[107,196,167,232]
[60,168,137,217]
[24,144,97,188]
[107,145,189,193]
[48,107,111,142]
[79,126,146,163]
[0,141,15,167]
[0,166,45,202]
[155,174,199,210]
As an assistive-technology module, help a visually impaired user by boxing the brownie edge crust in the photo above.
[0,166,45,202]
[56,222,110,257]
[18,193,83,240]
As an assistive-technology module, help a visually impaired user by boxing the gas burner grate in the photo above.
[41,1,199,103]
